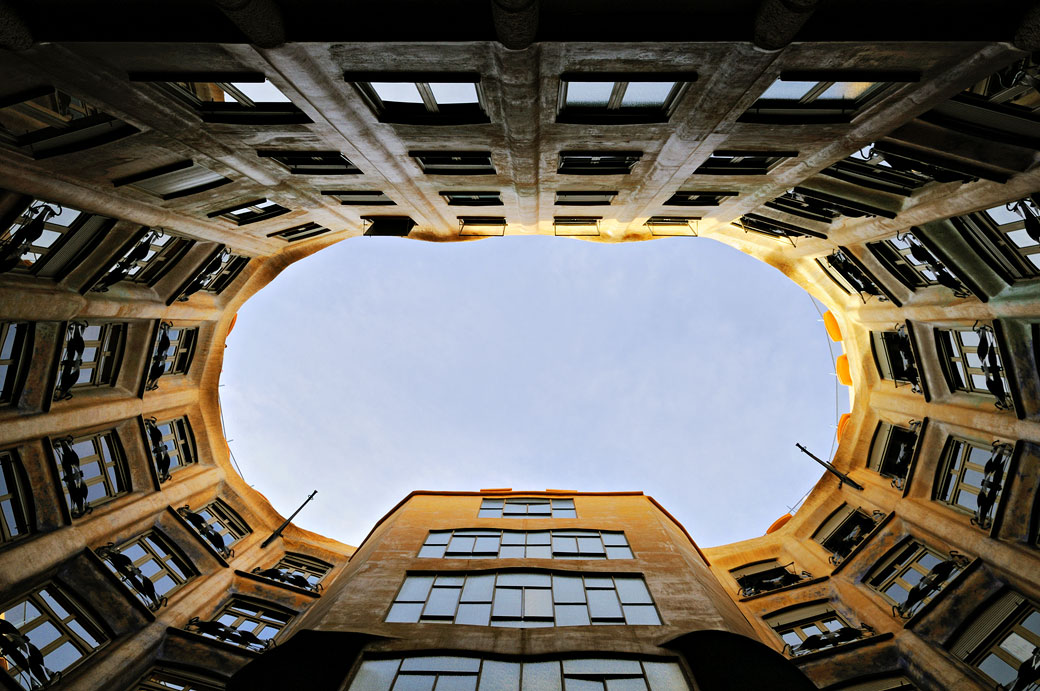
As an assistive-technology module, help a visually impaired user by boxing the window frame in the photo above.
[870,326,921,393]
[695,150,798,175]
[866,420,921,489]
[267,222,330,242]
[555,190,618,206]
[53,429,130,517]
[558,150,642,175]
[348,72,489,125]
[935,325,1013,409]
[257,150,361,175]
[1,199,109,279]
[190,499,251,552]
[98,530,195,610]
[821,145,932,196]
[322,190,397,206]
[410,151,495,175]
[740,71,918,124]
[111,160,232,200]
[867,230,969,296]
[817,248,889,302]
[812,505,884,565]
[664,190,738,206]
[440,190,502,206]
[129,72,311,125]
[933,436,1014,529]
[953,591,1040,688]
[54,321,127,399]
[478,497,577,518]
[952,198,1040,284]
[146,415,197,481]
[0,449,33,544]
[0,321,31,406]
[865,540,964,618]
[133,667,225,691]
[207,198,290,226]
[418,528,633,560]
[733,213,826,242]
[556,72,695,124]
[192,597,294,651]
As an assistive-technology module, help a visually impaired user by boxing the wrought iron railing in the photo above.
[178,505,234,559]
[91,228,162,292]
[251,566,323,593]
[145,321,173,391]
[786,623,875,657]
[97,542,168,611]
[0,617,60,688]
[184,617,272,652]
[893,550,969,619]
[0,202,59,275]
[971,441,1014,530]
[52,436,90,518]
[53,321,87,401]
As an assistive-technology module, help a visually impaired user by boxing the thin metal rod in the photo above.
[261,490,318,548]
[795,443,864,491]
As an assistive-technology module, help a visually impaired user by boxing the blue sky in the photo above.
[220,235,850,548]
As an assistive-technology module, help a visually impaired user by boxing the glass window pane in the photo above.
[555,604,591,626]
[563,659,642,675]
[587,590,623,620]
[429,82,478,105]
[478,661,521,691]
[461,575,495,603]
[501,531,525,545]
[818,82,876,101]
[621,82,674,107]
[978,653,1018,685]
[614,578,652,604]
[553,537,578,553]
[423,587,461,618]
[399,576,435,601]
[448,537,476,553]
[426,532,452,545]
[1022,611,1040,636]
[643,662,688,690]
[606,547,634,560]
[566,82,613,107]
[455,603,491,626]
[553,508,577,518]
[230,81,290,103]
[1000,631,1036,662]
[402,657,481,673]
[497,573,550,587]
[524,588,554,618]
[760,80,816,100]
[623,605,661,625]
[386,602,424,623]
[42,640,81,673]
[372,82,423,103]
[435,676,478,691]
[601,532,627,546]
[500,545,526,559]
[526,545,552,559]
[553,575,586,603]
[350,659,400,690]
[492,588,522,618]
[606,678,649,691]
[521,661,561,690]
[418,545,447,558]
[393,675,436,691]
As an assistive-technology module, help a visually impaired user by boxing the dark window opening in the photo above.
[695,150,797,175]
[664,191,737,206]
[740,71,916,124]
[207,198,290,226]
[440,191,502,206]
[871,327,921,393]
[555,190,617,206]
[411,151,495,175]
[131,73,310,125]
[558,151,641,175]
[323,190,396,206]
[867,421,921,489]
[257,150,360,175]
[267,223,330,242]
[868,230,970,296]
[733,213,826,241]
[818,250,887,301]
[363,216,416,237]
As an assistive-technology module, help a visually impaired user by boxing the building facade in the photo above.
[1,0,1040,689]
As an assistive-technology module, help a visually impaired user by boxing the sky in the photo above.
[220,235,851,549]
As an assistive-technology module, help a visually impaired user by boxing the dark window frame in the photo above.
[558,151,642,175]
[740,70,918,124]
[347,72,489,125]
[207,198,291,226]
[695,150,798,175]
[322,190,396,206]
[129,72,311,125]
[410,151,495,175]
[111,160,231,200]
[257,150,361,175]
[556,72,696,124]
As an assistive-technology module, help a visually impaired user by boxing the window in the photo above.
[53,321,126,400]
[0,200,109,278]
[111,160,231,200]
[52,430,128,517]
[645,216,698,236]
[952,591,1040,688]
[558,151,641,175]
[557,74,694,124]
[867,421,920,489]
[732,213,826,241]
[555,190,617,206]
[871,327,921,392]
[934,437,1014,529]
[730,560,811,598]
[0,322,30,405]
[952,198,1040,282]
[458,217,506,237]
[0,85,136,158]
[254,553,333,592]
[553,217,601,237]
[134,667,224,691]
[323,190,396,206]
[812,505,884,565]
[868,230,969,295]
[766,603,872,656]
[362,216,417,237]
[0,585,106,690]
[694,150,797,175]
[0,450,32,543]
[132,74,310,125]
[386,571,661,627]
[178,500,250,558]
[936,325,1013,409]
[418,529,633,560]
[92,228,195,291]
[664,190,737,206]
[187,598,292,651]
[765,187,894,224]
[479,497,576,518]
[411,151,495,175]
[257,150,361,175]
[145,416,196,482]
[148,323,198,386]
[440,190,502,206]
[178,250,250,300]
[821,145,933,196]
[267,222,330,242]
[350,74,487,125]
[347,655,690,690]
[97,531,194,610]
[207,198,290,226]
[867,540,965,618]
[740,72,915,123]
[817,249,887,300]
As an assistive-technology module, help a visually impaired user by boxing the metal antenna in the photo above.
[261,490,318,548]
[795,443,864,491]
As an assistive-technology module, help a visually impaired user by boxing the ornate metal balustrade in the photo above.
[145,322,172,391]
[178,249,229,302]
[785,623,875,657]
[737,563,812,598]
[178,505,234,559]
[974,323,1014,411]
[184,617,272,652]
[893,550,970,619]
[972,441,1015,530]
[53,321,87,401]
[52,436,90,518]
[251,566,323,593]
[91,228,162,292]
[897,231,970,297]
[0,202,58,275]
[96,542,168,611]
[145,417,172,482]
[0,618,59,688]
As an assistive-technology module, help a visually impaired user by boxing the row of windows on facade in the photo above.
[0,197,252,290]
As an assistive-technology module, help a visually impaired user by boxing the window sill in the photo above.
[738,576,829,602]
[166,626,262,658]
[235,569,320,599]
[166,505,232,568]
[788,631,893,663]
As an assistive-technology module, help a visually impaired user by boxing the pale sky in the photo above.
[220,235,850,549]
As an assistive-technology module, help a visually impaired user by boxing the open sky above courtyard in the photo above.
[221,234,851,549]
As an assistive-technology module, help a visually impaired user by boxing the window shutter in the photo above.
[950,591,1024,659]
[812,504,856,544]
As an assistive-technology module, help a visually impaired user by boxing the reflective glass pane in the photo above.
[386,602,423,623]
[566,82,613,107]
[371,83,423,104]
[478,661,520,691]
[524,588,554,618]
[587,590,623,620]
[643,662,688,690]
[521,661,561,690]
[555,604,591,626]
[978,653,1018,684]
[818,82,877,101]
[429,83,478,105]
[759,80,816,100]
[423,587,461,618]
[461,575,495,603]
[620,82,675,107]
[402,657,480,673]
[230,81,290,103]
[614,578,652,604]
[349,660,400,691]
[492,588,522,618]
[455,603,491,626]
[553,575,586,603]
[563,659,641,675]
[622,605,660,625]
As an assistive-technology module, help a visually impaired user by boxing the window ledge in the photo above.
[234,569,320,599]
[788,631,894,664]
[738,576,829,602]
[165,626,261,659]
[166,505,231,568]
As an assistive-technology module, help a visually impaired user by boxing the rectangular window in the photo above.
[0,450,31,543]
[553,217,601,237]
[867,421,920,488]
[419,529,633,560]
[1,200,108,278]
[555,190,617,206]
[362,216,417,237]
[53,430,128,517]
[664,190,738,206]
[0,85,137,159]
[155,324,198,379]
[821,145,934,196]
[695,150,797,175]
[740,72,916,124]
[145,416,197,481]
[867,230,969,295]
[955,592,1040,688]
[952,199,1040,282]
[179,251,250,300]
[267,222,330,242]
[440,190,502,206]
[557,74,694,124]
[386,571,660,627]
[558,151,641,175]
[135,668,224,691]
[53,322,126,400]
[645,216,698,236]
[0,321,30,405]
[207,198,290,226]
[179,500,250,556]
[832,677,918,691]
[871,327,921,392]
[97,531,193,610]
[934,437,1013,529]
[267,553,333,590]
[812,505,883,565]
[410,151,495,175]
[347,656,690,690]
[458,217,506,237]
[189,598,292,651]
[131,74,310,125]
[733,214,826,241]
[93,228,195,290]
[257,150,361,175]
[936,325,1012,409]
[766,603,871,656]
[765,188,894,224]
[111,160,232,200]
[479,497,576,518]
[1,585,106,690]
[350,74,488,125]
[867,540,964,618]
[817,249,887,299]
[322,190,396,206]
[730,560,810,597]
